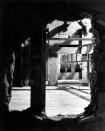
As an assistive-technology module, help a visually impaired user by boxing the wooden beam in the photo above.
[53,42,95,47]
[48,38,95,41]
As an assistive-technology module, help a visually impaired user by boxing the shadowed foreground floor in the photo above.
[0,109,105,131]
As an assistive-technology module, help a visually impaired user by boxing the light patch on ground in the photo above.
[46,85,90,117]
[9,88,30,111]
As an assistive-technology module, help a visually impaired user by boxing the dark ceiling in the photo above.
[0,0,105,54]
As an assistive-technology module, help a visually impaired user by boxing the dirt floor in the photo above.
[6,85,105,131]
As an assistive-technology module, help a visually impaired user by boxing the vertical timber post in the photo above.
[30,28,42,114]
[40,25,46,113]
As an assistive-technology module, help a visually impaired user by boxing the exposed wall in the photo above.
[47,19,94,85]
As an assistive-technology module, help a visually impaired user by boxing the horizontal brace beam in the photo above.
[47,38,95,41]
[61,60,91,63]
[58,45,79,47]
[49,42,95,47]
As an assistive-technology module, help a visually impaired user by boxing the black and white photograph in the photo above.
[0,0,105,130]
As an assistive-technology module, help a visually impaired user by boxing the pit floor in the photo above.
[46,84,90,116]
[9,84,90,117]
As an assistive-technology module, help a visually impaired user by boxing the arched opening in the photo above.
[45,14,98,118]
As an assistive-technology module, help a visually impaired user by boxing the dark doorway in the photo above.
[9,38,31,111]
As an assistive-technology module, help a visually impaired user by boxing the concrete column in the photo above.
[82,62,87,81]
[48,57,58,85]
[71,54,75,72]
[87,54,90,79]
[57,54,61,79]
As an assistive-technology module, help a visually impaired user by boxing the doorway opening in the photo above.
[45,17,95,117]
[9,37,31,111]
